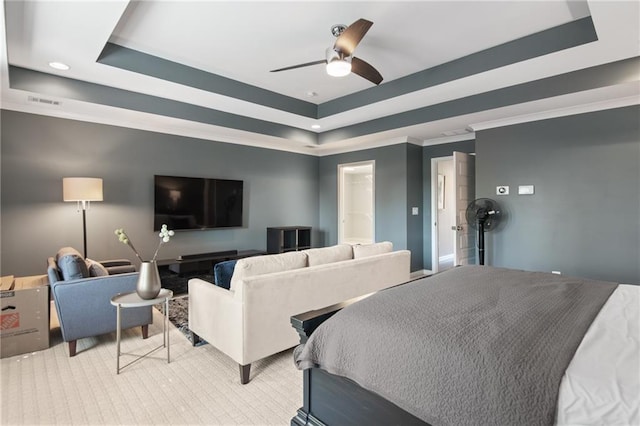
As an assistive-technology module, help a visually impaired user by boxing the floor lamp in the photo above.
[63,177,103,258]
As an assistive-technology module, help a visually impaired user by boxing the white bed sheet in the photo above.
[557,284,640,425]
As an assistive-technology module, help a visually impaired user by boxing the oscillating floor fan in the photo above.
[465,198,502,265]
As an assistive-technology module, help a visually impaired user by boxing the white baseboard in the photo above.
[411,269,433,278]
[439,254,454,263]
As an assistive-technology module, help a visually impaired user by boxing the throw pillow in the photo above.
[55,247,89,280]
[352,241,393,259]
[85,259,109,277]
[214,260,237,290]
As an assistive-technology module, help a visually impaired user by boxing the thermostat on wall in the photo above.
[518,185,535,195]
[496,186,509,195]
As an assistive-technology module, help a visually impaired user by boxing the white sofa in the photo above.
[188,242,411,384]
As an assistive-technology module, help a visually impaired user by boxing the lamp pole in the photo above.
[63,177,103,259]
[82,202,88,258]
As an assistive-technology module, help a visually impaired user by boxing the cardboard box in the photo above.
[1,276,15,291]
[1,275,50,358]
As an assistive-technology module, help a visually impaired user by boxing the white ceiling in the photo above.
[111,1,588,102]
[1,1,639,156]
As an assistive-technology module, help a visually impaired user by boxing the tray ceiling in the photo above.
[1,1,638,155]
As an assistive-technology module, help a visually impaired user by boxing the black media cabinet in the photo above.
[267,226,311,254]
[156,249,264,295]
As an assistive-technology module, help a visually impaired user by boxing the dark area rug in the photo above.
[154,296,207,347]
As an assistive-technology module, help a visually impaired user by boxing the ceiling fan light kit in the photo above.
[326,61,351,77]
[326,48,352,77]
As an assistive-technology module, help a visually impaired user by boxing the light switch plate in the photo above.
[412,207,419,215]
[518,185,535,195]
[496,186,509,195]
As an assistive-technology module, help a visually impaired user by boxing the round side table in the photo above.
[110,288,173,374]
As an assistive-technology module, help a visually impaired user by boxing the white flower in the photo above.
[158,224,175,241]
[114,224,175,263]
[152,224,175,262]
[115,228,142,262]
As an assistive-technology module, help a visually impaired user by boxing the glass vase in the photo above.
[136,261,161,299]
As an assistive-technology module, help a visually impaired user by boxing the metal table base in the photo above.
[110,289,173,374]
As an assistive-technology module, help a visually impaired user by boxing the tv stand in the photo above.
[177,250,238,261]
[160,249,263,275]
[157,249,265,295]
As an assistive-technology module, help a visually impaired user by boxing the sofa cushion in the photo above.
[305,244,353,266]
[214,259,238,290]
[56,247,89,280]
[352,241,394,259]
[230,251,307,291]
[85,259,109,277]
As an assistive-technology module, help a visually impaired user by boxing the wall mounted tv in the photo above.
[154,175,243,231]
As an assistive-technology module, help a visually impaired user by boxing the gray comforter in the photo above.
[294,265,617,426]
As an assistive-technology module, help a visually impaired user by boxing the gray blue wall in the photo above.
[406,144,424,271]
[2,106,638,283]
[1,110,319,276]
[318,143,424,271]
[475,105,639,284]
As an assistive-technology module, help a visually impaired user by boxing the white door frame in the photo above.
[430,156,452,274]
[338,160,375,244]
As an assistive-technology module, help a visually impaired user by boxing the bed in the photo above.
[291,265,639,426]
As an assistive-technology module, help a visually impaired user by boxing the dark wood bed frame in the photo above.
[290,294,429,426]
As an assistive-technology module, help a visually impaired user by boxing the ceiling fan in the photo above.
[270,18,383,85]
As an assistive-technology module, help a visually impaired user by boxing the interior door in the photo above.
[453,151,476,266]
[338,161,375,245]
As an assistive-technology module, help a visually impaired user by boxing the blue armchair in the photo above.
[48,247,152,357]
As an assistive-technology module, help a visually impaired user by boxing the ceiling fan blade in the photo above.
[334,19,373,56]
[351,57,383,85]
[270,60,326,73]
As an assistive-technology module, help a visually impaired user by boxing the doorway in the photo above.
[338,161,375,245]
[431,152,475,273]
[432,157,455,272]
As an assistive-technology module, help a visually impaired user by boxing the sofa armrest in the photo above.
[98,259,136,275]
[98,259,133,268]
[50,272,139,296]
[188,278,243,363]
[105,264,137,275]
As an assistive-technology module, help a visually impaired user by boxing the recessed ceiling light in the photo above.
[48,62,70,70]
[311,124,321,130]
[306,91,318,97]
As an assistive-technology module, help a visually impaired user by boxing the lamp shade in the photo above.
[63,177,103,202]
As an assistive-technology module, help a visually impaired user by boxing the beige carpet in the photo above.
[1,303,302,425]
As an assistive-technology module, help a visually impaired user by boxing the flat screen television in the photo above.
[154,175,243,231]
